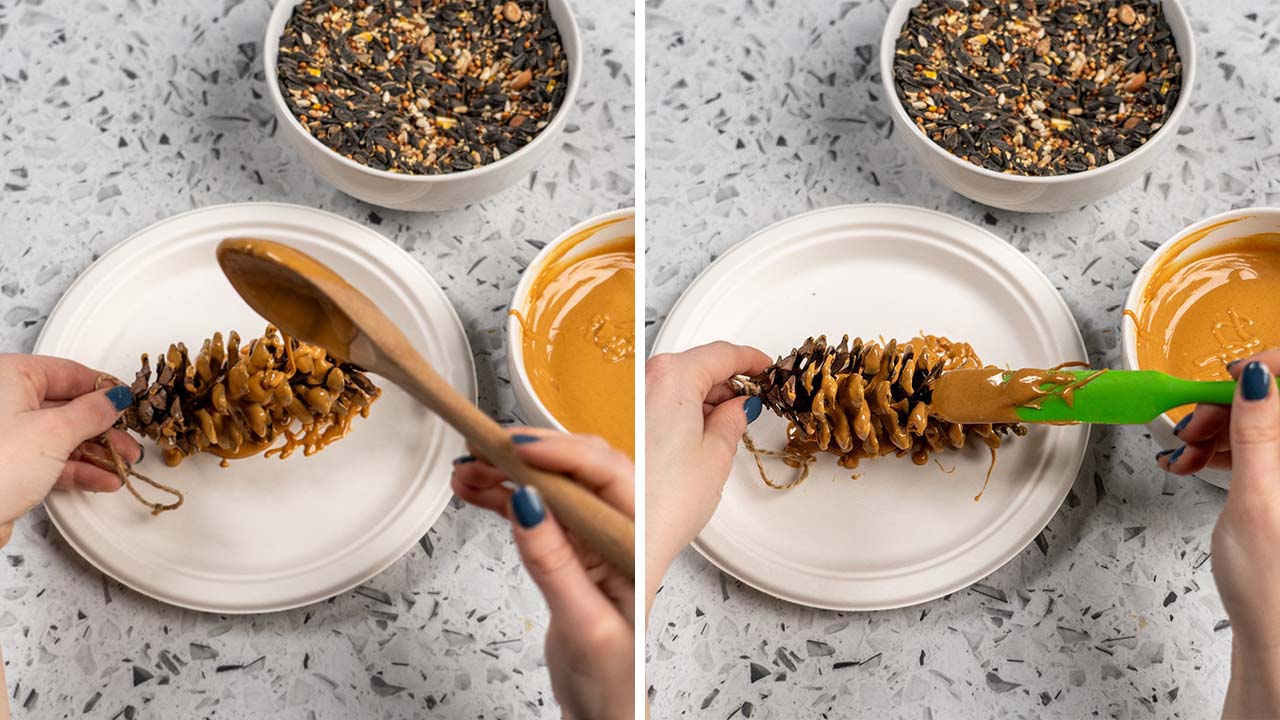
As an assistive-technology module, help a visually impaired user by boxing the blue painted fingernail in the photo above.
[1156,449,1173,461]
[453,455,476,465]
[1227,359,1243,372]
[744,396,763,424]
[105,386,134,412]
[1172,412,1193,437]
[1242,361,1271,401]
[511,485,545,528]
[1168,445,1185,465]
[512,434,541,445]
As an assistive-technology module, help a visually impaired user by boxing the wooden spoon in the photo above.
[216,238,635,579]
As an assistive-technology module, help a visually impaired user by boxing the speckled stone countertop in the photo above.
[0,0,633,716]
[646,0,1273,717]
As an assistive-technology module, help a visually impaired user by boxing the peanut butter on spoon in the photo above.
[930,363,1102,425]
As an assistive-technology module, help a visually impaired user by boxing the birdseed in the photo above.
[893,0,1183,176]
[277,0,569,175]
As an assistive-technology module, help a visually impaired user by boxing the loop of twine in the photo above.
[80,438,184,516]
[93,374,183,515]
[741,431,813,490]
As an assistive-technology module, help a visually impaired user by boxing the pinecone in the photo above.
[733,334,1027,470]
[120,325,381,468]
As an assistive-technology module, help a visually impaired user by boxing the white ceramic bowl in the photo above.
[879,0,1196,213]
[1121,208,1280,489]
[264,0,582,212]
[506,207,634,432]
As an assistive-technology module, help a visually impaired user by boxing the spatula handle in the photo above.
[384,352,636,580]
[1172,377,1238,406]
[1013,370,1237,425]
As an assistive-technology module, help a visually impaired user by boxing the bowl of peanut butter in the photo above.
[506,208,635,459]
[1123,208,1280,488]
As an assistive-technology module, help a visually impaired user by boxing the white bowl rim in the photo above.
[1120,206,1280,429]
[878,0,1197,186]
[263,0,583,185]
[506,207,636,432]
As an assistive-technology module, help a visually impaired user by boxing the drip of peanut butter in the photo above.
[214,438,275,468]
[930,363,1100,424]
[1128,224,1280,423]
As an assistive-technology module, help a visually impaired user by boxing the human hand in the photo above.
[0,355,140,546]
[451,428,634,720]
[1158,350,1280,474]
[643,342,771,611]
[1161,354,1280,717]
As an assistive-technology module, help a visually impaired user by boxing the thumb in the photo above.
[703,395,762,459]
[509,486,614,623]
[1228,361,1280,500]
[35,385,134,455]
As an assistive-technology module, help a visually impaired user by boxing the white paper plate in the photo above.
[652,205,1089,611]
[35,203,476,614]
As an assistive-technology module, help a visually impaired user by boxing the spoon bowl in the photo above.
[217,239,375,365]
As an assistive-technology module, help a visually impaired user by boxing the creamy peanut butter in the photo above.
[931,363,1099,424]
[1129,222,1280,422]
[514,222,635,458]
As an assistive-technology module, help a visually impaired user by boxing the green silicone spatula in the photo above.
[933,369,1237,425]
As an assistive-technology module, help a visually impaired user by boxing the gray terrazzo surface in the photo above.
[0,0,634,717]
[645,0,1274,717]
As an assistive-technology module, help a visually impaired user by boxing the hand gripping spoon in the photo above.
[929,367,1237,425]
[216,238,635,579]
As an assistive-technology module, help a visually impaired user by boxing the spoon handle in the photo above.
[384,351,636,580]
